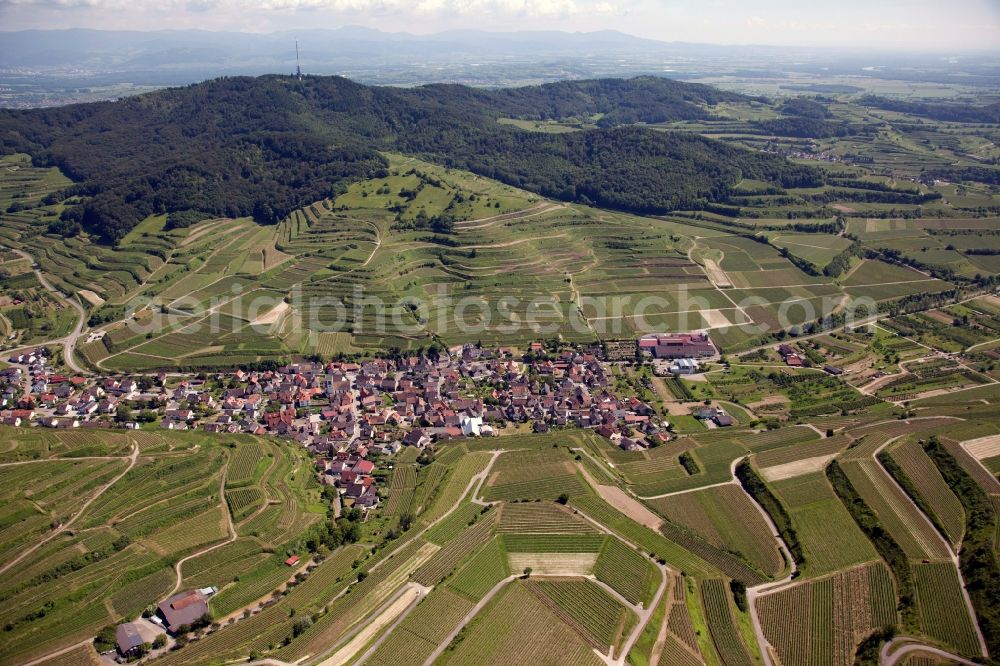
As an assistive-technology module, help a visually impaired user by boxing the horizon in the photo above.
[0,24,998,55]
[1,0,998,52]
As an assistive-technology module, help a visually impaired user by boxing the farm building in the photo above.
[157,590,208,634]
[639,333,716,360]
[669,358,700,375]
[713,413,734,427]
[115,622,146,658]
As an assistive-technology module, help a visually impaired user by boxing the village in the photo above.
[1,332,722,483]
[0,333,728,661]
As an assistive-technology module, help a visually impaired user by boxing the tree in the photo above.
[153,634,167,649]
[556,493,569,505]
[94,625,117,652]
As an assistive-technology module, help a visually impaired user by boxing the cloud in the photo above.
[0,0,616,15]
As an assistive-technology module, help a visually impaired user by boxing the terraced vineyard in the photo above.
[839,457,952,561]
[0,426,327,664]
[885,439,965,547]
[412,510,497,585]
[446,537,510,601]
[912,562,982,658]
[384,464,417,516]
[647,483,784,577]
[483,448,588,502]
[757,562,897,666]
[439,582,603,666]
[366,588,476,666]
[700,578,753,666]
[3,72,1000,666]
[524,578,631,651]
[593,536,657,605]
[497,502,598,533]
[770,472,880,576]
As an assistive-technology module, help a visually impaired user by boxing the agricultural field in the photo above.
[769,472,880,576]
[481,447,587,502]
[912,562,983,658]
[700,578,754,666]
[437,581,604,666]
[4,133,977,368]
[1,71,1000,666]
[0,427,325,665]
[756,562,897,666]
[646,484,785,578]
[883,439,965,548]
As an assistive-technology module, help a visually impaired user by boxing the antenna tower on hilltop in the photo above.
[296,40,302,80]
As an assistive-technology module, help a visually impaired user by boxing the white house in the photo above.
[461,416,484,437]
[669,358,700,375]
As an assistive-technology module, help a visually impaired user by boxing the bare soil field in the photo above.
[507,553,598,575]
[760,454,839,482]
[592,483,663,531]
[78,290,105,307]
[963,434,1000,461]
[702,309,733,329]
[251,300,290,326]
[703,259,732,288]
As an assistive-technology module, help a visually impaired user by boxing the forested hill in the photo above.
[0,75,819,243]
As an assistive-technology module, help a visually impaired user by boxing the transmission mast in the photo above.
[295,40,302,80]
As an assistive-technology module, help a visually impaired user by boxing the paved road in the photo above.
[880,638,982,666]
[6,248,89,374]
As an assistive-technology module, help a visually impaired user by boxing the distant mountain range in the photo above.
[0,27,704,77]
[1,27,998,109]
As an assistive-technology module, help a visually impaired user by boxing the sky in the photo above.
[0,0,998,51]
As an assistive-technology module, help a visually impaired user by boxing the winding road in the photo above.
[880,638,982,666]
[4,247,89,374]
[168,465,237,596]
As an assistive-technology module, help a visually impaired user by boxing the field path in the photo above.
[17,639,94,666]
[461,232,567,250]
[5,247,89,374]
[298,450,504,666]
[574,457,663,530]
[360,223,382,267]
[318,583,429,666]
[169,464,237,596]
[352,583,430,666]
[0,442,139,577]
[455,201,565,230]
[422,469,673,666]
[422,574,517,665]
[688,242,748,320]
[0,455,131,466]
